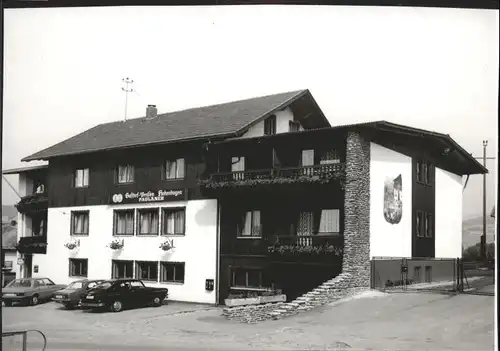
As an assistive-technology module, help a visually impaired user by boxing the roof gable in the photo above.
[23,89,329,161]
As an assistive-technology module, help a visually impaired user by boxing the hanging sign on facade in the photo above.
[110,189,186,204]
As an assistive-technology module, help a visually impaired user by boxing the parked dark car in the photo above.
[2,278,66,306]
[52,279,106,309]
[79,279,169,312]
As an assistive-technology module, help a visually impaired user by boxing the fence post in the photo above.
[370,260,375,289]
[22,331,27,351]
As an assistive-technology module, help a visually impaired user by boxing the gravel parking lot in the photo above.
[2,291,495,351]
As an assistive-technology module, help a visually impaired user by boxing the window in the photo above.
[416,211,433,238]
[425,266,432,283]
[74,168,89,188]
[162,208,186,235]
[318,209,340,233]
[4,261,13,269]
[424,213,433,238]
[416,160,433,185]
[231,156,245,180]
[238,210,261,237]
[33,216,46,236]
[231,268,262,288]
[165,158,185,180]
[117,164,134,184]
[416,211,424,237]
[69,259,88,277]
[137,208,159,235]
[264,115,276,135]
[301,149,314,167]
[114,210,135,236]
[112,260,134,279]
[135,261,158,282]
[320,150,340,164]
[289,120,300,132]
[71,211,89,235]
[160,262,185,283]
[42,278,55,286]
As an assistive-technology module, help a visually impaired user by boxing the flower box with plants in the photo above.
[224,288,286,307]
[108,238,124,250]
[64,238,80,250]
[159,238,175,251]
[268,243,343,263]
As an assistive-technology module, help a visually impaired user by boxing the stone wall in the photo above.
[222,302,285,324]
[221,131,372,323]
[343,131,371,287]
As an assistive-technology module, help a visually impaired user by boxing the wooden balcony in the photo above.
[15,193,48,214]
[221,234,343,265]
[268,234,343,264]
[201,163,345,189]
[16,235,47,255]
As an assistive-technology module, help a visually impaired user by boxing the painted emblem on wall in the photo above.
[383,174,403,224]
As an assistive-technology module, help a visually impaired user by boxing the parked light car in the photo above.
[2,278,66,306]
[79,278,169,312]
[52,279,106,309]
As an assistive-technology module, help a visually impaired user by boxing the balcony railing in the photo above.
[15,193,48,214]
[201,163,345,189]
[16,235,47,255]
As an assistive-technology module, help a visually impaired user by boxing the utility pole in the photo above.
[121,77,134,121]
[472,141,495,264]
[481,140,488,262]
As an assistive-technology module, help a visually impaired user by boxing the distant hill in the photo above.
[462,216,496,249]
[1,205,17,223]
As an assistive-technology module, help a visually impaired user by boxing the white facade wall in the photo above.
[234,107,302,140]
[434,167,463,258]
[32,199,218,304]
[369,143,413,259]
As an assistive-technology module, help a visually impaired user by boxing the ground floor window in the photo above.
[112,260,134,279]
[425,266,432,283]
[135,261,158,281]
[231,267,262,288]
[69,258,88,277]
[160,262,185,283]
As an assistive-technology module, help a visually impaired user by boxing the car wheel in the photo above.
[110,300,123,312]
[63,303,74,310]
[4,301,12,307]
[152,296,162,307]
[31,295,39,306]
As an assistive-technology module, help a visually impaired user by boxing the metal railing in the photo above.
[2,330,47,351]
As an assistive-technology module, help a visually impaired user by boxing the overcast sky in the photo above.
[2,6,498,219]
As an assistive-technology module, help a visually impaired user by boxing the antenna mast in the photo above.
[121,77,134,121]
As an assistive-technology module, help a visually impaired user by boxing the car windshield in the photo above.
[6,279,32,288]
[67,281,84,289]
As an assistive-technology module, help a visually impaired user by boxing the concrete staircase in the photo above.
[268,272,366,320]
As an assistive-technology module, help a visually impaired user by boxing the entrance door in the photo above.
[23,255,33,278]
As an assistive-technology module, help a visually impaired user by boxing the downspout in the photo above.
[215,198,221,306]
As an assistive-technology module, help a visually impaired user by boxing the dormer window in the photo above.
[264,115,276,135]
[289,121,300,132]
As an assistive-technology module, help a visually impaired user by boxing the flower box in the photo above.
[224,294,286,307]
[108,239,124,250]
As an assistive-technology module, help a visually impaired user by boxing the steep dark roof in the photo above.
[23,90,327,161]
